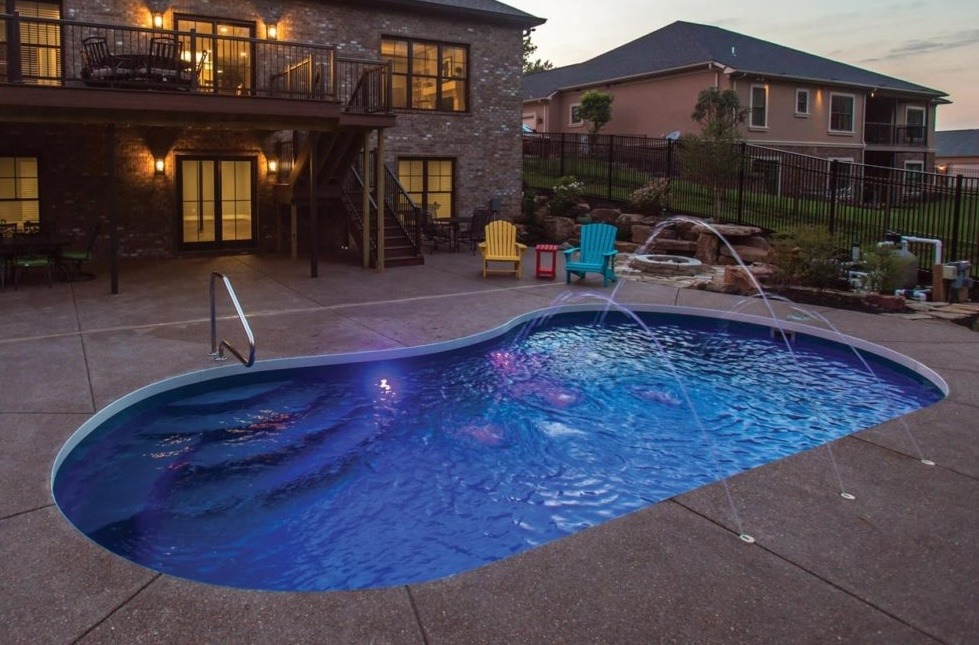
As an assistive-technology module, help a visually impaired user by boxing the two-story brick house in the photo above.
[1,0,543,289]
[523,21,947,191]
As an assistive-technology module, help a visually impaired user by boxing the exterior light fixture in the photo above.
[266,23,278,40]
[152,13,163,29]
[154,158,165,174]
[267,159,279,174]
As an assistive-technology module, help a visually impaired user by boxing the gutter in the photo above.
[724,68,947,100]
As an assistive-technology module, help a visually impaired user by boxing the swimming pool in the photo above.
[52,305,945,591]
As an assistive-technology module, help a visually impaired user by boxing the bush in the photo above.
[627,178,670,216]
[549,176,585,217]
[769,226,846,290]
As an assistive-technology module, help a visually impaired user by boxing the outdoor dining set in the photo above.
[0,221,97,290]
[81,35,207,90]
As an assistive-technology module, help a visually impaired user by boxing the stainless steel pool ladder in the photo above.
[209,271,256,367]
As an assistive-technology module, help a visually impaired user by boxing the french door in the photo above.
[178,158,256,251]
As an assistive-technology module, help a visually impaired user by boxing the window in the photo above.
[397,158,455,218]
[0,156,40,228]
[749,85,768,128]
[381,38,468,111]
[1,1,61,85]
[904,160,925,196]
[570,103,582,126]
[177,157,255,249]
[906,107,926,144]
[795,89,810,116]
[829,93,855,133]
[174,16,254,95]
[828,157,855,199]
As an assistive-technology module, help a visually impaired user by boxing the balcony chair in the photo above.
[81,36,133,86]
[564,222,619,287]
[140,36,182,85]
[11,232,53,290]
[478,220,526,278]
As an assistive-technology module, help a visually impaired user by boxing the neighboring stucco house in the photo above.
[936,129,979,178]
[0,0,542,287]
[523,21,947,178]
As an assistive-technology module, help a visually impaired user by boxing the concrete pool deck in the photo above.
[1,251,976,643]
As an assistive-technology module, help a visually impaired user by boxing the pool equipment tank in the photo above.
[892,241,919,290]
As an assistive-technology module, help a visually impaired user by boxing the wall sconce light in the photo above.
[152,13,164,29]
[267,159,279,174]
[154,158,165,174]
[266,22,278,40]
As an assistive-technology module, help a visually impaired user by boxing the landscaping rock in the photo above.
[718,244,770,264]
[542,216,576,244]
[589,208,622,224]
[615,213,644,240]
[691,223,763,238]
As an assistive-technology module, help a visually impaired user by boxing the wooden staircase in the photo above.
[280,129,424,268]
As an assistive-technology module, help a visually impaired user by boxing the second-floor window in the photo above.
[4,1,61,85]
[381,38,468,112]
[795,89,810,116]
[750,85,768,128]
[906,107,926,144]
[829,93,855,133]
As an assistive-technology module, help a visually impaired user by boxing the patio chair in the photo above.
[11,232,53,289]
[459,207,490,255]
[478,220,526,277]
[564,222,618,287]
[421,208,450,253]
[58,221,101,282]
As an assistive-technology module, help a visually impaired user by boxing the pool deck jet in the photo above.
[1,251,976,642]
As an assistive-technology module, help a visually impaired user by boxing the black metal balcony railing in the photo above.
[865,122,928,146]
[0,13,391,113]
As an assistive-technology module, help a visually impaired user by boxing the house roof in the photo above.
[343,0,545,27]
[935,129,979,157]
[523,21,946,101]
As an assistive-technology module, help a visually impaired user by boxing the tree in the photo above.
[522,30,553,75]
[578,89,614,136]
[682,87,747,218]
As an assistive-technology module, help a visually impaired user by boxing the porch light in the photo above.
[266,22,278,40]
[154,158,165,174]
[152,13,163,29]
[267,159,279,174]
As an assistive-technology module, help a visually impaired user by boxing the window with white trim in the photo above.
[570,103,582,126]
[0,156,40,229]
[795,89,810,116]
[829,93,855,133]
[904,160,925,196]
[906,106,926,144]
[750,85,768,128]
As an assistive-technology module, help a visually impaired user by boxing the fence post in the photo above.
[665,139,673,182]
[606,135,614,201]
[559,133,566,178]
[828,159,839,235]
[950,174,964,262]
[736,141,747,225]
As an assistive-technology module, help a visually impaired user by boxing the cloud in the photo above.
[860,29,979,63]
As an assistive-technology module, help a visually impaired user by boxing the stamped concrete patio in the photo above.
[1,250,976,643]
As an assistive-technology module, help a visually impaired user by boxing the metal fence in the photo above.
[523,132,979,276]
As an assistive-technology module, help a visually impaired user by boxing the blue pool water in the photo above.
[53,307,944,591]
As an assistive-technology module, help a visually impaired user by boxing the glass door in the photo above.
[179,158,255,250]
[175,16,254,94]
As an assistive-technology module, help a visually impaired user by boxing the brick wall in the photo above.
[43,0,526,258]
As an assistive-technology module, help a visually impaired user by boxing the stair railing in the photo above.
[209,271,256,367]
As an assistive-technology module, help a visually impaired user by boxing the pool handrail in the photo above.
[209,271,256,367]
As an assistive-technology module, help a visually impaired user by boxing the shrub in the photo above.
[549,176,585,217]
[769,226,846,290]
[627,178,670,216]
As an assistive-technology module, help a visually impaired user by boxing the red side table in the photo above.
[535,244,558,280]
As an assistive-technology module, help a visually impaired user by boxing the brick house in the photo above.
[0,0,543,289]
[523,21,947,186]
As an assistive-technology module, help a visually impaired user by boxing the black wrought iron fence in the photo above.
[523,132,979,276]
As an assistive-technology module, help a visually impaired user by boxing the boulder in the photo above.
[541,216,577,244]
[696,234,721,264]
[649,238,698,254]
[691,223,763,238]
[615,213,644,240]
[719,244,770,264]
[589,207,621,224]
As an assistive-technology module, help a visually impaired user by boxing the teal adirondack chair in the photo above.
[564,222,619,287]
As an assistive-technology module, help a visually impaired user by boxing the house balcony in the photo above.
[0,13,394,130]
[864,122,928,147]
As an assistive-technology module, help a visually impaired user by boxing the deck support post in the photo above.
[376,129,385,271]
[362,135,371,268]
